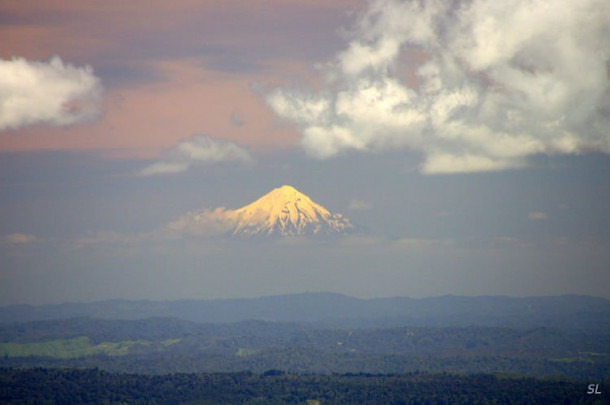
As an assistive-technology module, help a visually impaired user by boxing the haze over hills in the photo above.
[2,293,609,331]
[2,293,609,380]
[2,294,610,379]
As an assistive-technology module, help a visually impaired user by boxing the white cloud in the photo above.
[0,56,102,131]
[391,237,454,249]
[2,233,37,244]
[266,90,329,125]
[340,234,384,246]
[348,199,372,210]
[265,0,610,174]
[528,212,548,220]
[74,231,153,247]
[75,207,241,246]
[166,207,236,237]
[139,162,189,176]
[139,135,253,176]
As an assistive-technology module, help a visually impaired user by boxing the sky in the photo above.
[1,0,609,305]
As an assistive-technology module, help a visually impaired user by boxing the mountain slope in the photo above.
[169,185,356,238]
[226,185,353,237]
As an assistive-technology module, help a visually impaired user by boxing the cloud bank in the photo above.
[0,57,102,131]
[2,233,37,244]
[348,199,372,210]
[528,212,548,220]
[166,207,237,237]
[139,135,253,176]
[75,208,241,246]
[266,0,610,173]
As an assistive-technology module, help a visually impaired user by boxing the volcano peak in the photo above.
[227,185,353,237]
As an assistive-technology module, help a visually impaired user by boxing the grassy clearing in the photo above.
[161,338,182,346]
[236,348,260,357]
[0,337,150,359]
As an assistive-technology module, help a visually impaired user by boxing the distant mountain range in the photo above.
[2,293,609,330]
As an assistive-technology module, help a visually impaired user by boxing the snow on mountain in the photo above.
[227,185,354,237]
[168,185,355,238]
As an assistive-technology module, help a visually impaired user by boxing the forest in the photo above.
[1,367,607,404]
[1,294,608,403]
[1,317,609,379]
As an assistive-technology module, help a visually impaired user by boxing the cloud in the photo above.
[139,135,253,176]
[139,162,189,176]
[340,234,384,246]
[348,199,372,210]
[79,207,243,246]
[75,206,252,246]
[0,57,102,131]
[74,231,153,247]
[528,212,548,220]
[265,0,610,174]
[2,233,37,244]
[391,237,454,249]
[166,207,237,237]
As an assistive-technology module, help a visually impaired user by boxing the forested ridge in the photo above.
[1,318,609,379]
[0,318,610,379]
[1,368,606,404]
[1,295,608,403]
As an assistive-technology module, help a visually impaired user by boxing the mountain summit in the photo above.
[225,185,354,238]
[168,185,356,238]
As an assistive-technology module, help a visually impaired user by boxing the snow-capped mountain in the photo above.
[167,185,355,238]
[226,185,354,238]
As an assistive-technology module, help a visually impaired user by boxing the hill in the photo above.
[2,293,609,331]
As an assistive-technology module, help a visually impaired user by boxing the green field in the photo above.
[0,336,151,358]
